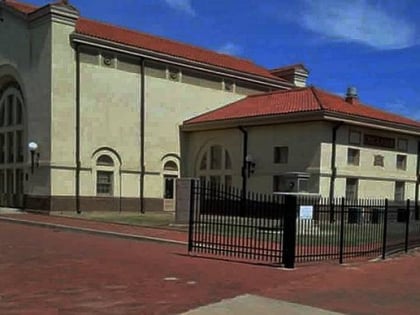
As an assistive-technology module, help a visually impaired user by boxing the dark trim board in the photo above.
[24,195,164,213]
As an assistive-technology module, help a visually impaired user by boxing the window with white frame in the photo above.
[96,154,114,196]
[347,148,360,166]
[274,146,288,164]
[396,154,407,170]
[395,181,405,201]
[345,178,358,199]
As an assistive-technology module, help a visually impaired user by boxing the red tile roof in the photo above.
[3,0,36,13]
[4,1,287,82]
[184,86,420,129]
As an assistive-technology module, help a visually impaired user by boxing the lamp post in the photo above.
[28,141,38,174]
[245,154,256,178]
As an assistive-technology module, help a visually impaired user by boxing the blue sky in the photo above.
[25,0,420,120]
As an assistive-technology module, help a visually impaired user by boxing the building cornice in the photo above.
[323,112,420,136]
[70,34,294,90]
[28,4,79,27]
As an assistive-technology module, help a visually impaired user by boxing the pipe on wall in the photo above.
[238,126,248,197]
[75,43,81,214]
[329,122,343,222]
[139,58,145,213]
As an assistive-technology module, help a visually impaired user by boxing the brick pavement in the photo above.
[0,212,188,243]
[1,218,420,314]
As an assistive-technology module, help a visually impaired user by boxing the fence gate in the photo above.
[187,181,298,267]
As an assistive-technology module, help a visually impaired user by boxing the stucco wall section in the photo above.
[0,10,52,196]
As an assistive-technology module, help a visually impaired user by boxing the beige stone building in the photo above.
[181,87,420,203]
[0,0,306,212]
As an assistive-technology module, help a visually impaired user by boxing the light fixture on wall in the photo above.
[28,141,40,174]
[245,154,256,178]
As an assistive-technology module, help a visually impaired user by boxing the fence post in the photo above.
[405,199,410,253]
[339,197,345,264]
[187,179,195,252]
[382,198,388,260]
[282,195,297,269]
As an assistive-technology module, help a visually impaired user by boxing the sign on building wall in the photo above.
[363,134,395,149]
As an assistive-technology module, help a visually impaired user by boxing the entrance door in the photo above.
[0,85,25,209]
[163,175,177,211]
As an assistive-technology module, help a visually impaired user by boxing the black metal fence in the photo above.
[187,180,420,268]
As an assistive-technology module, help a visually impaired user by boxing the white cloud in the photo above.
[216,42,242,56]
[383,100,420,120]
[164,0,196,16]
[300,0,417,49]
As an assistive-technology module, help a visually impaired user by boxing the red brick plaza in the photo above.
[1,218,420,315]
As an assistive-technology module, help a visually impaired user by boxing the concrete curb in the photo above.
[0,216,188,246]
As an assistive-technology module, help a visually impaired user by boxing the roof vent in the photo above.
[345,86,358,104]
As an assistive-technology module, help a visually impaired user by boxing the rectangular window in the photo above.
[273,175,283,192]
[347,148,360,165]
[274,146,288,164]
[164,176,175,199]
[396,155,407,170]
[373,155,384,167]
[345,178,358,199]
[395,181,405,201]
[349,130,361,145]
[397,138,408,152]
[96,171,113,196]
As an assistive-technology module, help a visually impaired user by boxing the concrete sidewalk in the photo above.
[0,209,188,245]
[181,294,345,315]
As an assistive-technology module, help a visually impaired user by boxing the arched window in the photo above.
[0,84,25,207]
[163,160,178,172]
[198,145,232,187]
[162,160,179,200]
[97,155,114,166]
[96,154,114,196]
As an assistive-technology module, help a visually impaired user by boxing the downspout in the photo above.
[140,58,145,213]
[415,141,420,219]
[119,163,122,213]
[238,126,248,198]
[75,43,81,214]
[329,122,343,222]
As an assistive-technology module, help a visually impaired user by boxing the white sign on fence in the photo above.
[299,205,313,220]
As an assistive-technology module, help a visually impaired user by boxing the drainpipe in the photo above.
[415,141,420,219]
[139,58,145,213]
[75,43,81,214]
[329,122,343,222]
[238,126,248,198]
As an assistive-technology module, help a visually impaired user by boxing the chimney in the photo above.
[270,64,309,87]
[345,86,358,104]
